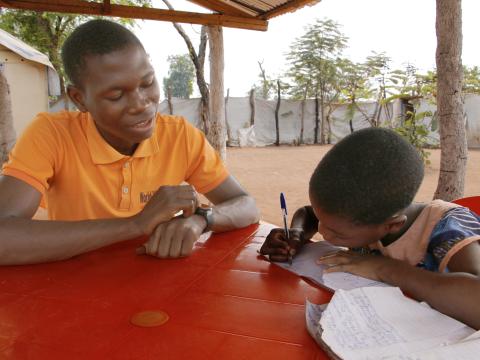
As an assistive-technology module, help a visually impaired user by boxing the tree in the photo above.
[286,18,347,144]
[0,68,15,168]
[335,58,375,132]
[162,54,195,99]
[251,60,276,100]
[161,0,210,139]
[0,1,150,96]
[434,0,466,201]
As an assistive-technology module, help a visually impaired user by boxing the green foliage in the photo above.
[162,54,195,99]
[285,18,348,100]
[0,1,150,93]
[463,66,480,94]
[393,110,436,165]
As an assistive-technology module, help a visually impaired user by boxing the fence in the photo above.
[158,94,480,149]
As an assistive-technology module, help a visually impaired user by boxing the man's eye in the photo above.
[142,78,155,88]
[106,92,123,101]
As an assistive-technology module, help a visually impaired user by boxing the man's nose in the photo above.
[128,90,149,114]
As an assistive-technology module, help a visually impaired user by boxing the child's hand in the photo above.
[259,228,305,262]
[317,251,393,281]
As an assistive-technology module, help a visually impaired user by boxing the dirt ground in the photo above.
[225,146,480,226]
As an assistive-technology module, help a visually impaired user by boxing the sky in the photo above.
[134,0,480,97]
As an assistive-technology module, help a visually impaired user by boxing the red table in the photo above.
[0,223,332,359]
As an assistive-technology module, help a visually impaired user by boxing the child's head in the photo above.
[62,19,160,155]
[309,127,424,247]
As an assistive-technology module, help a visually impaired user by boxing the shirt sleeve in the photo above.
[183,119,229,194]
[2,113,60,194]
[427,207,480,271]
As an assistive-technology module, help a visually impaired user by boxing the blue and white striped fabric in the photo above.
[423,207,480,271]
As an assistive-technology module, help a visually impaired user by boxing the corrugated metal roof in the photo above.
[0,0,320,31]
[189,0,320,19]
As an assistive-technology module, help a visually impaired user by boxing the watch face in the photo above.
[195,206,213,230]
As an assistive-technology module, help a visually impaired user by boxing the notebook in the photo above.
[305,286,479,360]
[272,240,387,291]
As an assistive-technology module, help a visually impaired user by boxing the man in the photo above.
[0,19,259,265]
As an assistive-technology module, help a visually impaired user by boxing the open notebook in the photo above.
[272,240,387,291]
[306,287,480,360]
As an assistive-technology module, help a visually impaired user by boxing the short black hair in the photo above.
[309,127,424,224]
[61,19,144,86]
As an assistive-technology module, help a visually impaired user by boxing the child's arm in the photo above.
[318,242,480,329]
[290,206,320,241]
[259,205,319,262]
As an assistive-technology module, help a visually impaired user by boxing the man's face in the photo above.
[309,191,387,248]
[69,44,160,155]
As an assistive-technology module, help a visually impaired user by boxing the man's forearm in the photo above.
[379,260,480,329]
[210,195,259,232]
[0,217,142,265]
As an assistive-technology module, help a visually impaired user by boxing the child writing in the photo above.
[260,127,480,329]
[0,19,259,265]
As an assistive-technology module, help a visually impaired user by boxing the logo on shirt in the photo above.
[140,191,155,203]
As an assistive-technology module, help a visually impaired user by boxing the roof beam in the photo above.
[262,0,320,20]
[0,0,268,31]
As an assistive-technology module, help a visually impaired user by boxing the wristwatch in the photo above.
[195,206,214,232]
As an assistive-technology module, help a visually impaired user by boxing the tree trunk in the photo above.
[207,25,226,161]
[162,0,210,135]
[300,97,306,145]
[326,105,333,144]
[320,90,326,144]
[167,85,173,115]
[434,0,466,201]
[314,92,319,144]
[249,88,255,126]
[0,68,16,169]
[225,88,232,147]
[274,80,281,146]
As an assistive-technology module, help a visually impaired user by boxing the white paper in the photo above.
[318,287,475,360]
[305,300,326,343]
[273,241,387,291]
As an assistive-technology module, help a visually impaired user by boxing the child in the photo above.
[260,127,480,329]
[0,19,259,265]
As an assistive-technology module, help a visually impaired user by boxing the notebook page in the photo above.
[320,287,475,360]
[273,241,386,291]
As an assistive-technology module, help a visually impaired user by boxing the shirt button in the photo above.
[123,162,130,168]
[123,186,129,194]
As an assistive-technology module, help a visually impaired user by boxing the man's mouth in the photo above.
[132,118,153,128]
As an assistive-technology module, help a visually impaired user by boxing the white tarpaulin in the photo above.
[159,96,480,148]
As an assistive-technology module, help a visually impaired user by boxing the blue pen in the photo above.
[280,192,292,264]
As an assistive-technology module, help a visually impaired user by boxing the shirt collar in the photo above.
[85,113,160,165]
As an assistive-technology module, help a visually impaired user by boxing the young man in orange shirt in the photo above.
[0,19,259,265]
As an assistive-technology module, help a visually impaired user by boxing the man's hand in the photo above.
[317,251,396,281]
[259,227,305,262]
[141,215,206,258]
[132,185,199,235]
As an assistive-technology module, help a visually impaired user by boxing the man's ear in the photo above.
[67,85,87,112]
[384,214,407,234]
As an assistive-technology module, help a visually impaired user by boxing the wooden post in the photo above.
[207,25,226,161]
[275,79,281,146]
[0,66,16,169]
[434,0,466,200]
[249,88,255,126]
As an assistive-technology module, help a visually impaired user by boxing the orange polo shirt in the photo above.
[2,111,229,221]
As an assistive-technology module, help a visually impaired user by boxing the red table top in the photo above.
[0,223,332,359]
